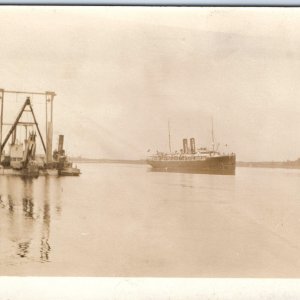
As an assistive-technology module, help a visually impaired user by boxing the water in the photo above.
[1,163,300,277]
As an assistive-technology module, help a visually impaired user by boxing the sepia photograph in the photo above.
[1,6,300,292]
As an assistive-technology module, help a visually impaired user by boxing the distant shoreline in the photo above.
[70,158,147,164]
[70,157,300,169]
[237,161,300,169]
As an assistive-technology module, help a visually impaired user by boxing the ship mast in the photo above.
[211,117,215,152]
[168,120,172,153]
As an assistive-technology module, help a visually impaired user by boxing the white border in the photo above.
[1,277,300,299]
[0,0,300,5]
[0,4,300,300]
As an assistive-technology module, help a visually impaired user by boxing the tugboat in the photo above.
[53,135,81,176]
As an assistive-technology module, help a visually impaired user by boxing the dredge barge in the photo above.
[0,89,80,177]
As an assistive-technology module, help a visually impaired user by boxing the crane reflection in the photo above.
[0,176,62,263]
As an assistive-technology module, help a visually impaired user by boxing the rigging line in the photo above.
[211,117,214,144]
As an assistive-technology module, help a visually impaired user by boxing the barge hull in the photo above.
[0,168,59,176]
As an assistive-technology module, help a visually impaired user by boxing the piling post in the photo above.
[45,92,56,165]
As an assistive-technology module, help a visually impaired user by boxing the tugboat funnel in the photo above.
[58,135,64,153]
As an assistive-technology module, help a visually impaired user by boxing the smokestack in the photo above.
[58,135,64,153]
[190,138,196,154]
[183,138,188,154]
[12,129,16,145]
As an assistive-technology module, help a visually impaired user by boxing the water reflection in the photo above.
[0,176,59,263]
[17,241,31,258]
[55,180,62,216]
[8,195,14,213]
[40,177,51,262]
[23,197,34,218]
[22,178,34,218]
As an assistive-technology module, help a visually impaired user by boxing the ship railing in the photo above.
[149,152,236,160]
[148,154,211,161]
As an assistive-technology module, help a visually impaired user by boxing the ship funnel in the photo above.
[183,138,188,154]
[190,138,196,154]
[58,135,64,153]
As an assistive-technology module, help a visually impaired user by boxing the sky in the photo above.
[0,6,300,161]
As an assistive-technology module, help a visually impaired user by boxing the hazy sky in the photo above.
[0,6,300,161]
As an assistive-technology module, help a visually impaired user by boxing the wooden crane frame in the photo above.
[0,89,56,163]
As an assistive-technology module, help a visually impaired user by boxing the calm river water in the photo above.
[1,163,300,277]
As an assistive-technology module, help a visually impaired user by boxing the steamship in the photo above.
[147,137,236,175]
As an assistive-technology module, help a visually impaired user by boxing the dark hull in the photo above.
[147,155,236,175]
[21,170,39,178]
[58,167,81,176]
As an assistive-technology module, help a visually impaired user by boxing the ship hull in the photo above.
[147,155,236,175]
